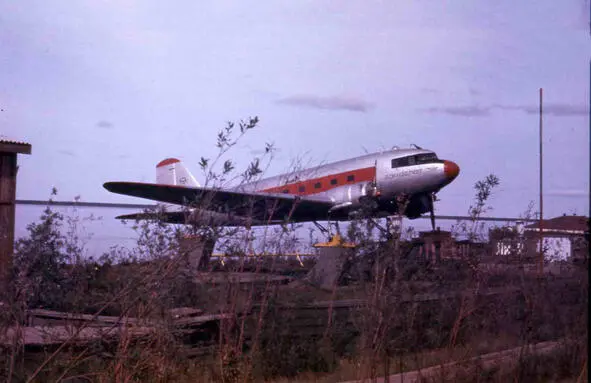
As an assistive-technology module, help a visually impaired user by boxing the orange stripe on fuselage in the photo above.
[260,166,376,196]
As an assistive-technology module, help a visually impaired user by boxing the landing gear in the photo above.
[385,215,403,239]
[313,221,329,236]
[312,210,350,248]
[313,219,342,240]
[427,193,437,232]
[368,217,392,239]
[398,192,438,232]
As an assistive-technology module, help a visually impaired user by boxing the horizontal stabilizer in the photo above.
[116,211,187,223]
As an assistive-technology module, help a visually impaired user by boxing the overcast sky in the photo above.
[3,1,590,238]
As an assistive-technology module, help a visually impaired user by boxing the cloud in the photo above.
[495,103,588,116]
[96,120,114,129]
[421,106,491,116]
[420,88,440,94]
[421,103,588,117]
[276,95,372,112]
[58,149,76,157]
[546,189,589,198]
[420,87,480,97]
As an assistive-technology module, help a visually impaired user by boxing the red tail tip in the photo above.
[156,158,180,168]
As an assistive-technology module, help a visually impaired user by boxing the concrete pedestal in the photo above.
[179,235,216,272]
[305,235,356,289]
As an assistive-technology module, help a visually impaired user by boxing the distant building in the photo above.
[413,229,454,262]
[489,215,589,263]
[489,224,528,262]
[524,215,589,263]
[411,229,487,262]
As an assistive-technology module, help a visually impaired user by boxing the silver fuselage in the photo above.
[237,148,459,218]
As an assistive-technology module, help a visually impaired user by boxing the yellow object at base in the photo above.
[313,234,356,248]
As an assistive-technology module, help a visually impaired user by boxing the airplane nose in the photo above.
[444,160,460,180]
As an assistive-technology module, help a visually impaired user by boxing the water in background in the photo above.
[16,205,140,259]
[16,204,494,260]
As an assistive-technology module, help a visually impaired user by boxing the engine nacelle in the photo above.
[329,182,379,214]
[404,193,432,219]
[351,182,379,204]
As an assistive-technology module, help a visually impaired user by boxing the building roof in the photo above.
[525,215,589,235]
[418,229,453,239]
[0,136,31,154]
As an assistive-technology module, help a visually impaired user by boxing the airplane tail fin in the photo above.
[156,158,200,187]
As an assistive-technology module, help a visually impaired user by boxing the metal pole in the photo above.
[538,88,544,275]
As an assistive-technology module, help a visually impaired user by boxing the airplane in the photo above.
[103,146,460,232]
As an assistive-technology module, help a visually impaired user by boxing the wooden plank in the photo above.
[173,313,233,327]
[1,325,154,346]
[27,308,227,328]
[169,307,204,318]
[8,309,233,346]
[0,142,31,155]
[195,272,293,284]
[27,309,147,327]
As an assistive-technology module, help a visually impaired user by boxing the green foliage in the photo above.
[451,173,501,242]
[132,210,183,260]
[470,174,500,219]
[196,116,275,188]
[13,203,70,309]
[12,192,106,312]
[198,156,209,171]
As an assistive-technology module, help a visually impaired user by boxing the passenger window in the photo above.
[330,179,337,185]
[314,182,321,189]
[408,156,416,165]
[282,189,289,194]
[347,175,355,182]
[298,185,305,193]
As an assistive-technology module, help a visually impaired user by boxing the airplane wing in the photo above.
[103,181,338,224]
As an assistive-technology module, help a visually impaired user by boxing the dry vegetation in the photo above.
[2,120,588,382]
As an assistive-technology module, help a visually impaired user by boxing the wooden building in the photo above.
[0,138,31,284]
[413,229,455,262]
[411,229,488,263]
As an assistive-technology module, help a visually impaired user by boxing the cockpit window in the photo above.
[391,157,407,168]
[391,153,438,168]
[416,153,438,164]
